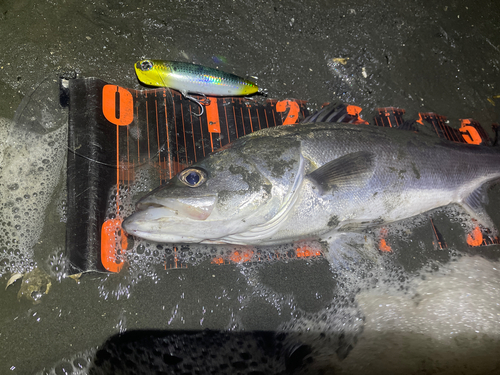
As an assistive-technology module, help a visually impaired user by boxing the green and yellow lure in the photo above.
[135,59,261,95]
[135,59,262,116]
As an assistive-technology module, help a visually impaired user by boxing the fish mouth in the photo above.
[121,211,205,243]
[122,195,217,241]
[136,195,217,221]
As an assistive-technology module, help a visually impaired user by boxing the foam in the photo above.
[0,119,67,276]
[267,254,500,374]
[0,77,68,277]
[34,348,95,375]
[338,255,500,374]
[45,247,69,282]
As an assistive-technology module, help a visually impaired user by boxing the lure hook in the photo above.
[184,93,211,117]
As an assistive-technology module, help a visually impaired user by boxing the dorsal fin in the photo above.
[301,101,346,123]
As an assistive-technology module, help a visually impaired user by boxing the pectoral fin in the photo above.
[307,151,375,194]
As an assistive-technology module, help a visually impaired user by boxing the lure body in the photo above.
[135,60,259,96]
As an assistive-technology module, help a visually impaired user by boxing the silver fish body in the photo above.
[122,122,500,245]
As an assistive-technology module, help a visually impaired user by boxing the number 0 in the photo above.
[102,85,134,126]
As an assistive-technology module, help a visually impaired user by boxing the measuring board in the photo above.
[63,78,499,273]
[65,78,314,272]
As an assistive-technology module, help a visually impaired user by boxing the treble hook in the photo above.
[183,92,211,117]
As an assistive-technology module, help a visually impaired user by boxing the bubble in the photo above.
[72,357,87,370]
[0,115,67,276]
[136,244,145,254]
[37,349,95,375]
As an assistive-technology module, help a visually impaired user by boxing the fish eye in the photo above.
[139,60,154,71]
[178,168,207,188]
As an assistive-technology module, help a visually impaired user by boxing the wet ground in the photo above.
[1,0,500,374]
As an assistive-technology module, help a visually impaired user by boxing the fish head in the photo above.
[134,59,171,87]
[122,143,287,244]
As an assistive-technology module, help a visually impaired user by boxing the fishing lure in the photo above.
[135,60,263,116]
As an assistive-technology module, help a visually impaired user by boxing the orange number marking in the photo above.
[102,85,134,126]
[459,120,482,145]
[276,100,300,125]
[101,218,127,272]
[206,97,220,133]
[466,226,483,247]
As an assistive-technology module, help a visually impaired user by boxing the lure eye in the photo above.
[178,168,207,188]
[139,60,154,71]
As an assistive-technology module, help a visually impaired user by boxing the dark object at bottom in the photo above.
[88,330,319,375]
